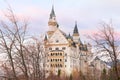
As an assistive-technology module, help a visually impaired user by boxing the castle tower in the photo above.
[48,5,58,31]
[44,35,47,42]
[72,22,80,43]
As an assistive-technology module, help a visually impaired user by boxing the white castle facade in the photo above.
[43,6,92,76]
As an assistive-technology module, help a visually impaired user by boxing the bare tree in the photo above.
[13,16,29,80]
[0,62,15,80]
[0,6,29,80]
[89,22,120,80]
[0,12,18,80]
[24,37,46,80]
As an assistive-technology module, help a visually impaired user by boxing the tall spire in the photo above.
[50,5,56,19]
[48,5,58,31]
[73,21,80,43]
[73,21,79,35]
[44,35,47,41]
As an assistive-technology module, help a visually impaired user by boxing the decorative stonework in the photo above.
[44,6,92,76]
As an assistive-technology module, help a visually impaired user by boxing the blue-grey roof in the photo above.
[73,22,79,34]
[50,5,56,19]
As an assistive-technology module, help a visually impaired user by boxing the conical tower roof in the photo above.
[44,35,47,41]
[73,22,79,36]
[50,5,56,19]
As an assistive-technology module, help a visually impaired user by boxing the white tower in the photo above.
[48,5,58,31]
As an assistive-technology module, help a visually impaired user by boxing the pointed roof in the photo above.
[79,38,83,45]
[50,5,56,19]
[73,21,79,34]
[57,23,59,28]
[48,29,69,44]
[94,56,100,61]
[67,33,72,39]
[44,35,47,41]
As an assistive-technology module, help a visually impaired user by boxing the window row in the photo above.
[51,64,62,67]
[50,59,62,62]
[47,59,67,62]
[49,47,66,50]
[48,53,67,56]
[50,53,62,56]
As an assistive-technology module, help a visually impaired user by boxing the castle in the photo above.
[43,6,92,76]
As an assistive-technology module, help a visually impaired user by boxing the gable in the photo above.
[47,29,69,44]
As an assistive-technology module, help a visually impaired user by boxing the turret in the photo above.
[44,35,47,41]
[48,5,58,31]
[67,33,72,46]
[44,35,47,45]
[68,33,72,40]
[72,22,80,43]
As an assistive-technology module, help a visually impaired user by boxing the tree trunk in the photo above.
[9,53,18,80]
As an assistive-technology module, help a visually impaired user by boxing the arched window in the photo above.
[51,53,53,56]
[51,59,52,62]
[60,53,62,56]
[56,64,58,67]
[60,59,62,62]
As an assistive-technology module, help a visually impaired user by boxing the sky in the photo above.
[0,0,120,41]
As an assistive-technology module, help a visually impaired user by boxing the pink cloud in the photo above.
[80,29,97,35]
[0,6,49,26]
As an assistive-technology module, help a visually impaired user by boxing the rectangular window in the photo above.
[65,59,67,62]
[65,53,67,56]
[56,47,59,50]
[62,47,66,50]
[49,48,52,50]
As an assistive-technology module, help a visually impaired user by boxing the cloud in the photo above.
[0,5,49,34]
[0,0,120,39]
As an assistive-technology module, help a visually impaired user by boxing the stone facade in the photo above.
[44,6,92,76]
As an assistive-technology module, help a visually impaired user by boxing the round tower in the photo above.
[48,5,58,31]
